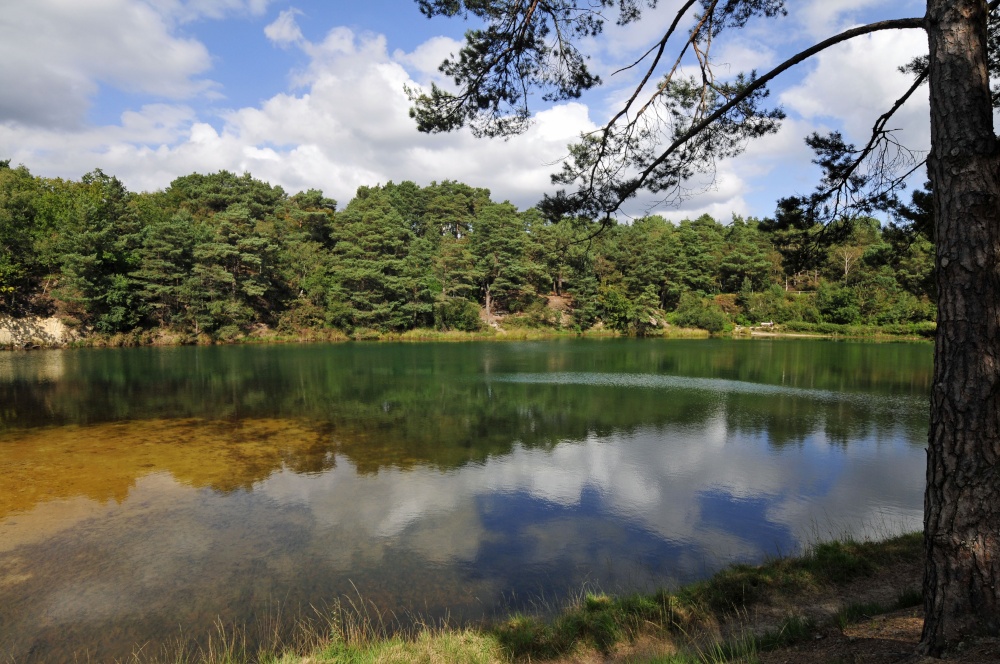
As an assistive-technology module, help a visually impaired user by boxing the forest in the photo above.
[0,160,936,341]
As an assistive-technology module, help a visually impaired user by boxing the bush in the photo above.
[816,282,861,325]
[597,285,635,333]
[213,325,244,342]
[277,299,327,333]
[433,297,483,332]
[672,292,729,333]
[504,300,561,329]
[598,284,664,335]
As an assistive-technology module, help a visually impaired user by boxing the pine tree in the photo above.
[327,188,421,332]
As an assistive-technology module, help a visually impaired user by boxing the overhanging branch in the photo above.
[607,15,927,213]
[818,68,929,215]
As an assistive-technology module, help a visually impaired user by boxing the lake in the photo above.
[0,338,931,662]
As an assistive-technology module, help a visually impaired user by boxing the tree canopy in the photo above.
[0,163,935,338]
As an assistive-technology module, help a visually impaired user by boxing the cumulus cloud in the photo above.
[393,35,465,86]
[780,29,929,156]
[1,19,595,209]
[797,0,925,39]
[264,8,305,48]
[0,0,213,128]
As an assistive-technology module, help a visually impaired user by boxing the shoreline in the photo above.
[0,320,934,352]
[111,531,999,664]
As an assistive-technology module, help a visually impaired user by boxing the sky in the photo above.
[0,0,930,221]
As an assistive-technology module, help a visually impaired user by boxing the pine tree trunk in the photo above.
[921,0,1000,653]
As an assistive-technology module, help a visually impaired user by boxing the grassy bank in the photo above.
[775,320,936,340]
[131,532,924,664]
[6,318,938,351]
[45,324,711,349]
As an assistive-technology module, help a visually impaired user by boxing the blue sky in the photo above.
[0,0,929,221]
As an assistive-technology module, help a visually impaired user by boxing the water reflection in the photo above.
[0,339,930,663]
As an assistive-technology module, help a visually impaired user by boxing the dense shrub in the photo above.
[433,296,483,331]
[671,292,728,333]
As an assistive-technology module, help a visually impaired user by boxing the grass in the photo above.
[66,325,607,348]
[675,533,921,616]
[117,533,923,664]
[777,321,936,340]
[315,630,505,664]
[15,317,934,350]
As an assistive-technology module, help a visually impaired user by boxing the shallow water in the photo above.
[0,338,931,662]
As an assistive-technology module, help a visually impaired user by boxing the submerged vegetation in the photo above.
[126,533,923,664]
[0,162,936,345]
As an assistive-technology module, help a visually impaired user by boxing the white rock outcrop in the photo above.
[0,315,79,348]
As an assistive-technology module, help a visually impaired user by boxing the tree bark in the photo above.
[921,0,1000,653]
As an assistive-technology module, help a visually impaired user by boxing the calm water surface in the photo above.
[0,338,931,662]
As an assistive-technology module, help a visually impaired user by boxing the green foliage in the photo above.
[2,164,937,340]
[417,180,491,239]
[815,282,861,325]
[433,296,483,331]
[720,216,778,292]
[676,215,725,295]
[179,203,281,333]
[468,202,538,319]
[598,283,664,335]
[597,284,635,332]
[327,189,427,332]
[163,170,286,221]
[0,162,42,313]
[49,170,145,332]
[671,292,729,333]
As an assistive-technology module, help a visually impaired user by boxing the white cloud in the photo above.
[393,35,465,87]
[780,29,929,155]
[797,0,925,39]
[0,0,213,128]
[147,0,277,23]
[712,39,778,75]
[2,24,596,209]
[264,8,304,48]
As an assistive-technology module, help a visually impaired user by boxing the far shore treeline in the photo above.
[0,160,936,341]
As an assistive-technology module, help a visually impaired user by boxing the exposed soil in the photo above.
[750,558,998,664]
[545,294,573,312]
[760,608,1000,664]
[550,554,1000,663]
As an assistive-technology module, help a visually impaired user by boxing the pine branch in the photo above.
[607,16,926,213]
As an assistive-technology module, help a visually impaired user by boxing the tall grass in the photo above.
[119,532,922,664]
